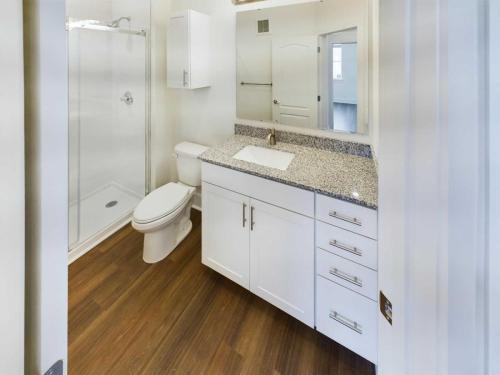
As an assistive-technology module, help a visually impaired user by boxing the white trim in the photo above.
[487,1,500,373]
[68,214,132,264]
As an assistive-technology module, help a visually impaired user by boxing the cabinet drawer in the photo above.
[316,276,377,364]
[316,221,377,270]
[317,248,377,301]
[316,194,377,239]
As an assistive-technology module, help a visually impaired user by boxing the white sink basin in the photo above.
[233,145,295,171]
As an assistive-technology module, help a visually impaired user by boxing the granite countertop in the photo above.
[199,135,378,209]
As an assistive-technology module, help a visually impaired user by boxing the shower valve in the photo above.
[121,91,134,105]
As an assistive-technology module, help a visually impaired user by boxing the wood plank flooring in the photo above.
[69,210,375,375]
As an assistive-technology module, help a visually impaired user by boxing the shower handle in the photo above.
[120,91,134,105]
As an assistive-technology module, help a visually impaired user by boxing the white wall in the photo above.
[24,0,69,373]
[151,0,177,188]
[0,1,25,373]
[167,0,237,169]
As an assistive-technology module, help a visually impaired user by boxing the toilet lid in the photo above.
[133,183,190,224]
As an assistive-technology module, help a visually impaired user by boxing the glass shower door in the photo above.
[68,17,149,250]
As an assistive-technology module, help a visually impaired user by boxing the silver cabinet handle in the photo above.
[329,267,363,287]
[242,203,247,228]
[329,310,363,334]
[183,69,188,87]
[250,206,255,231]
[329,239,363,257]
[328,210,362,226]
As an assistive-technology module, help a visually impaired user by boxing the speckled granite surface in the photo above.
[200,135,378,209]
[235,124,373,158]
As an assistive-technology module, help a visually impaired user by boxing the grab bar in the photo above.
[240,81,273,86]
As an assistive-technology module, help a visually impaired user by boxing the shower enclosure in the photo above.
[67,1,151,257]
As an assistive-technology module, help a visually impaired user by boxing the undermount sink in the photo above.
[233,145,295,171]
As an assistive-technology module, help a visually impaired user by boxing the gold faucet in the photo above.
[267,128,277,146]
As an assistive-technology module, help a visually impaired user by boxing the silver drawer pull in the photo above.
[328,210,362,226]
[242,203,247,228]
[329,267,363,287]
[329,310,363,334]
[329,239,363,257]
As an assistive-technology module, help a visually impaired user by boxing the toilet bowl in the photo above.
[132,142,208,263]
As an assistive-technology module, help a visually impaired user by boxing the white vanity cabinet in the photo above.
[201,162,378,363]
[315,194,378,364]
[167,10,210,89]
[202,182,250,289]
[201,163,315,327]
[250,199,314,326]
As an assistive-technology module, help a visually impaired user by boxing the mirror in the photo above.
[236,0,371,135]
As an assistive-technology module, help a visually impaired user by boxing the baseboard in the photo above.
[68,214,132,264]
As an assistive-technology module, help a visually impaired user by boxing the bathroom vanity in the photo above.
[200,126,378,364]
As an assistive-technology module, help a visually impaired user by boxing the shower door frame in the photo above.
[67,18,152,260]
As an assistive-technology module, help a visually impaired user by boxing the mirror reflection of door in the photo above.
[272,37,318,128]
[326,29,358,133]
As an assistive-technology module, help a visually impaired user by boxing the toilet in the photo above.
[132,142,208,263]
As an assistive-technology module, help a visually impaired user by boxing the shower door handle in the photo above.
[183,70,188,87]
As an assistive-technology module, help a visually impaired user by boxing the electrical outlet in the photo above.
[380,291,393,325]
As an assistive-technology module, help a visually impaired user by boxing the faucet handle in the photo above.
[267,128,277,145]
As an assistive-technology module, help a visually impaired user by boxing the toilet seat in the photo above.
[133,183,193,225]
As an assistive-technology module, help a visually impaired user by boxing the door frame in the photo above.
[0,0,25,373]
[319,28,360,133]
[378,0,490,374]
[24,0,69,373]
[488,1,499,373]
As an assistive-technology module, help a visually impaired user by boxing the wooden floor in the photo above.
[69,210,375,375]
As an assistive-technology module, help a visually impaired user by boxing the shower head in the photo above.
[108,16,131,28]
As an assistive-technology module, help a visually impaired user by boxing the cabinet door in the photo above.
[167,12,189,88]
[249,199,315,326]
[202,183,250,289]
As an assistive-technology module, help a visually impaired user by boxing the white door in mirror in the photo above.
[272,36,318,128]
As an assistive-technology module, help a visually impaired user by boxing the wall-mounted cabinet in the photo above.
[167,10,210,89]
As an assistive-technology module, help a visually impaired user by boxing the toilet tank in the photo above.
[174,142,209,187]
